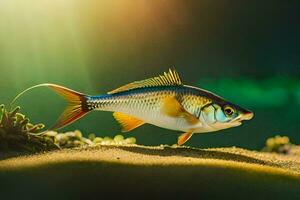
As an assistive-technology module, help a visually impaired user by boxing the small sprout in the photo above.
[74,130,82,139]
[124,137,136,144]
[103,136,112,141]
[45,131,58,137]
[73,140,84,147]
[15,113,25,123]
[9,106,20,117]
[262,135,292,154]
[20,118,29,127]
[99,136,114,145]
[114,135,124,142]
[55,133,64,141]
[56,133,68,146]
[26,124,45,133]
[81,138,94,146]
[93,137,103,143]
[65,141,74,148]
[26,123,34,129]
[64,131,75,138]
[88,133,96,140]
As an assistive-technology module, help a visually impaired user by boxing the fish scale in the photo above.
[86,86,213,132]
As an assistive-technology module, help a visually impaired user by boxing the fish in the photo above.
[13,69,253,145]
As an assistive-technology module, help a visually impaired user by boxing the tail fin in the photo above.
[11,83,90,130]
[47,84,90,130]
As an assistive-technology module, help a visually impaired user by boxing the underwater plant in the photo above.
[45,130,136,148]
[0,104,58,152]
[0,104,137,152]
[262,135,292,154]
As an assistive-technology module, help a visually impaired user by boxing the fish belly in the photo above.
[91,89,206,133]
[144,113,203,132]
[100,103,202,132]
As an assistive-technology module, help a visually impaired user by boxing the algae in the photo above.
[0,105,136,152]
[0,104,58,152]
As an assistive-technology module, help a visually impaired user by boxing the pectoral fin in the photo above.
[113,112,145,132]
[178,132,194,145]
[161,96,199,125]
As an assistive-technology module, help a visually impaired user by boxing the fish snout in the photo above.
[242,111,254,120]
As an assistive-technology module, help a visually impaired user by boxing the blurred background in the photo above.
[0,0,299,149]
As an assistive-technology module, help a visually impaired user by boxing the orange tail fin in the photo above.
[11,83,91,130]
[46,84,90,130]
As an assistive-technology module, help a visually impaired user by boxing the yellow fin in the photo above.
[161,96,199,125]
[178,132,193,145]
[113,112,145,132]
[108,69,182,94]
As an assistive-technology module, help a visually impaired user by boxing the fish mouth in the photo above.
[242,111,254,120]
[231,121,242,127]
[232,111,254,123]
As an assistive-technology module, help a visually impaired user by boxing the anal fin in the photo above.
[113,112,145,132]
[178,132,193,146]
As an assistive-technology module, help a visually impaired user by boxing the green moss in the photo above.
[0,104,137,152]
[0,104,58,152]
[49,131,137,148]
[262,135,293,154]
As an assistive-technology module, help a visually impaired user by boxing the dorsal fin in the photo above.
[108,69,183,94]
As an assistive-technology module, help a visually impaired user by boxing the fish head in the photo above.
[200,101,253,131]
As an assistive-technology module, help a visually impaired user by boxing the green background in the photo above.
[0,0,299,149]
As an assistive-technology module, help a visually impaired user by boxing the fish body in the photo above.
[88,85,223,133]
[88,86,209,133]
[14,69,253,145]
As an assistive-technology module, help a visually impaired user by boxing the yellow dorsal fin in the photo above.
[177,132,193,146]
[108,69,182,94]
[161,96,200,125]
[113,112,145,132]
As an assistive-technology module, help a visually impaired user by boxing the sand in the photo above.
[0,145,300,199]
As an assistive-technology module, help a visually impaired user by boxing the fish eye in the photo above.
[224,106,234,116]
